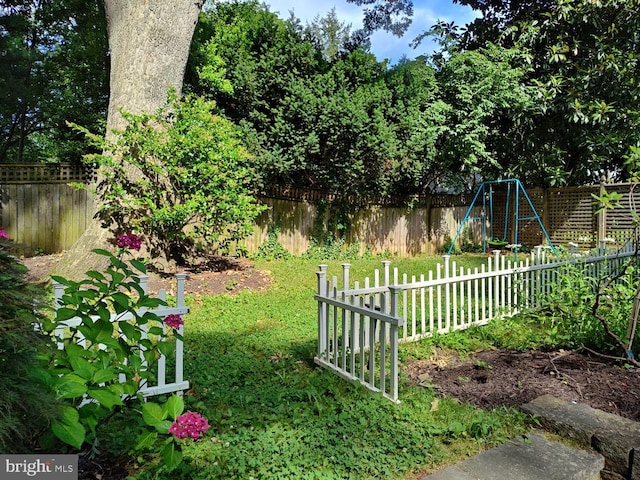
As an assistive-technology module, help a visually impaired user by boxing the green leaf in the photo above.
[155,419,173,434]
[68,354,96,381]
[92,248,113,257]
[118,320,139,341]
[86,270,106,281]
[94,319,115,343]
[51,407,85,449]
[149,326,164,336]
[138,296,166,308]
[161,441,183,471]
[112,292,130,310]
[56,307,78,321]
[100,337,121,350]
[128,353,143,372]
[142,402,166,427]
[56,375,88,399]
[88,388,123,409]
[97,305,111,322]
[136,430,158,450]
[165,395,185,420]
[51,275,73,286]
[130,259,147,273]
[157,341,173,357]
[92,367,119,384]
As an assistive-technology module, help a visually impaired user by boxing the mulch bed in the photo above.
[406,348,640,420]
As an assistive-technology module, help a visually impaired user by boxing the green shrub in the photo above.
[522,257,640,355]
[0,232,60,453]
[75,92,266,267]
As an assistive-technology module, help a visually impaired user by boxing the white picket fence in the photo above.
[52,274,190,398]
[315,242,636,402]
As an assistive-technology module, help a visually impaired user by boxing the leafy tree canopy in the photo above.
[0,0,108,163]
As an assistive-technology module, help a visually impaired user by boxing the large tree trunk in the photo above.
[54,0,202,279]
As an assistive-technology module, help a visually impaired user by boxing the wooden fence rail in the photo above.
[315,242,636,402]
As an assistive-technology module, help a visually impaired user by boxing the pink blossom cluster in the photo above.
[115,233,142,251]
[168,411,210,440]
[165,314,184,330]
[0,227,8,240]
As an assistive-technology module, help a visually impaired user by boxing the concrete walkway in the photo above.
[420,395,640,480]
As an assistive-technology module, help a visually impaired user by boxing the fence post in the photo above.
[175,273,188,387]
[389,285,401,402]
[138,275,149,295]
[53,281,64,308]
[493,250,501,315]
[442,255,451,331]
[317,265,328,359]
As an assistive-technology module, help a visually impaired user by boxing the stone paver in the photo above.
[421,432,604,480]
[522,394,640,479]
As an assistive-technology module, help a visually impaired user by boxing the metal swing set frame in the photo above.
[447,179,557,258]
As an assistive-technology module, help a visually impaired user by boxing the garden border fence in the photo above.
[52,273,190,398]
[315,242,637,402]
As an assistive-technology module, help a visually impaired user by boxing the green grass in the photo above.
[133,256,530,479]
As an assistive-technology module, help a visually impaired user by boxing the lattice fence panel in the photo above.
[603,183,640,244]
[0,163,96,184]
[547,186,598,247]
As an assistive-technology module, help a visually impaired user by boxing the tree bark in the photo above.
[54,0,202,279]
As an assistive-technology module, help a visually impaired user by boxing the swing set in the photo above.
[447,179,557,258]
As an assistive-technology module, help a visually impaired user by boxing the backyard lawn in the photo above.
[126,255,531,479]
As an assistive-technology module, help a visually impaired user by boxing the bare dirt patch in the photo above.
[406,348,640,420]
[22,253,272,296]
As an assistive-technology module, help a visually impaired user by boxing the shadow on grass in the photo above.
[176,331,442,480]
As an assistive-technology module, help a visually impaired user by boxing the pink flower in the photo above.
[168,411,210,440]
[115,233,142,251]
[0,228,8,240]
[165,314,184,330]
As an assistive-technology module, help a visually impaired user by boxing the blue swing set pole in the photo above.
[482,185,487,253]
[503,183,511,242]
[514,181,519,247]
[489,186,494,243]
[446,183,486,255]
[516,179,558,256]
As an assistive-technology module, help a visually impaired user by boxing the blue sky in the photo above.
[263,0,479,64]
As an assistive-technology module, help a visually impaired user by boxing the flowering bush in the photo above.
[40,234,208,471]
[0,227,9,239]
[115,232,143,250]
[165,313,184,330]
[76,93,266,266]
[169,411,210,440]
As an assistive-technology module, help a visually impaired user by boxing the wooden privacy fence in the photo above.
[0,163,95,255]
[52,273,189,398]
[2,163,639,257]
[245,183,640,256]
[314,242,636,402]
